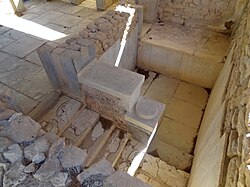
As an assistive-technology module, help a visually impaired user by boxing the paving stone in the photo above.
[14,70,53,102]
[58,4,84,14]
[3,144,23,163]
[145,75,179,104]
[0,56,42,89]
[0,51,9,62]
[0,83,39,114]
[174,81,208,109]
[51,14,82,28]
[59,145,87,169]
[1,35,45,58]
[0,26,10,35]
[156,117,197,153]
[77,159,115,185]
[25,50,42,65]
[0,35,14,49]
[31,11,65,25]
[104,170,151,187]
[0,115,41,143]
[0,137,11,152]
[164,98,203,130]
[3,29,26,40]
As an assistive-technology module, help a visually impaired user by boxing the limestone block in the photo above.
[148,139,193,171]
[145,75,179,104]
[164,98,203,130]
[174,81,208,109]
[125,97,165,144]
[157,117,197,153]
[79,62,144,114]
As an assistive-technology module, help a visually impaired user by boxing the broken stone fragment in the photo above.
[94,18,109,25]
[120,12,130,19]
[87,22,98,32]
[34,158,61,181]
[32,152,46,164]
[24,137,50,161]
[89,32,107,42]
[0,137,11,152]
[92,122,104,141]
[3,162,28,187]
[98,22,114,33]
[3,144,23,163]
[77,159,115,185]
[0,109,15,121]
[24,163,36,174]
[50,172,68,187]
[104,170,151,187]
[77,38,94,47]
[48,137,65,160]
[59,145,87,169]
[0,115,41,143]
[79,30,89,38]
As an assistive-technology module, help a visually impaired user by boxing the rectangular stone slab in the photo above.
[79,62,144,112]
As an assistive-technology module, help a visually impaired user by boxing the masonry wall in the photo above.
[158,0,241,28]
[188,1,250,186]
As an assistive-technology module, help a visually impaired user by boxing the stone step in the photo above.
[138,21,229,88]
[137,154,190,187]
[148,138,193,171]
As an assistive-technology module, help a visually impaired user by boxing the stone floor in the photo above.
[139,71,209,171]
[0,0,118,115]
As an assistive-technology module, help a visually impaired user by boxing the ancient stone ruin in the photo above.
[0,0,250,187]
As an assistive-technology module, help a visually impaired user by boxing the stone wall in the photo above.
[188,1,250,186]
[158,0,240,28]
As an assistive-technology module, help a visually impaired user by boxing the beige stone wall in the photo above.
[188,1,250,186]
[158,0,243,28]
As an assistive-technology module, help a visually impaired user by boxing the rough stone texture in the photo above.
[24,136,50,161]
[0,137,11,153]
[104,170,151,187]
[188,1,250,187]
[59,145,87,169]
[77,159,115,185]
[157,0,239,29]
[3,144,23,163]
[0,114,41,143]
[140,154,190,187]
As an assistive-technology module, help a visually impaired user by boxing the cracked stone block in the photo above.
[3,144,23,163]
[0,115,41,143]
[59,145,87,169]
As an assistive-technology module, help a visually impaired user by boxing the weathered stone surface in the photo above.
[91,122,104,141]
[48,138,65,160]
[59,145,87,169]
[0,137,11,152]
[0,115,41,143]
[50,172,68,187]
[34,159,61,181]
[104,170,151,187]
[3,144,23,163]
[77,159,115,184]
[24,163,36,174]
[24,137,50,161]
[32,153,46,164]
[3,162,28,187]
